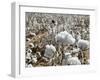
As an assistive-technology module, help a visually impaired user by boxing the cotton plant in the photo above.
[75,39,89,64]
[55,31,76,63]
[62,52,81,65]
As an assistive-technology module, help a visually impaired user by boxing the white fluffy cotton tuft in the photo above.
[44,44,56,58]
[62,52,81,65]
[31,55,37,63]
[64,52,72,59]
[77,39,89,50]
[67,57,81,65]
[25,64,33,68]
[55,31,75,45]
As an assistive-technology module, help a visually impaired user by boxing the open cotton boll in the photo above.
[62,52,81,65]
[65,35,75,45]
[55,31,75,45]
[50,44,56,52]
[55,33,62,42]
[62,52,72,65]
[27,64,33,68]
[64,52,72,59]
[77,39,89,50]
[72,48,80,53]
[27,48,32,53]
[55,31,67,43]
[45,44,50,49]
[31,55,37,63]
[67,57,81,65]
[44,44,56,58]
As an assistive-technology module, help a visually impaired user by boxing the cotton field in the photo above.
[25,12,90,67]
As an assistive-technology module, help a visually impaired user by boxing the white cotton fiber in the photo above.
[44,44,56,58]
[64,52,72,59]
[62,53,81,65]
[31,55,37,63]
[77,39,89,50]
[72,48,80,53]
[67,57,81,65]
[55,31,75,45]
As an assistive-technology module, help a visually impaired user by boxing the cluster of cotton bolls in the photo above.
[25,30,89,67]
[55,31,89,65]
[25,13,90,67]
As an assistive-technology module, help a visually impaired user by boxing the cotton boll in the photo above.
[67,57,81,65]
[27,48,32,53]
[31,55,37,63]
[55,33,61,42]
[62,52,72,65]
[77,39,89,50]
[65,35,75,45]
[64,52,72,59]
[62,53,81,65]
[45,45,50,49]
[27,64,33,68]
[36,52,41,58]
[55,31,75,45]
[50,44,56,52]
[44,48,51,58]
[72,48,80,53]
[44,44,56,58]
[55,31,67,43]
